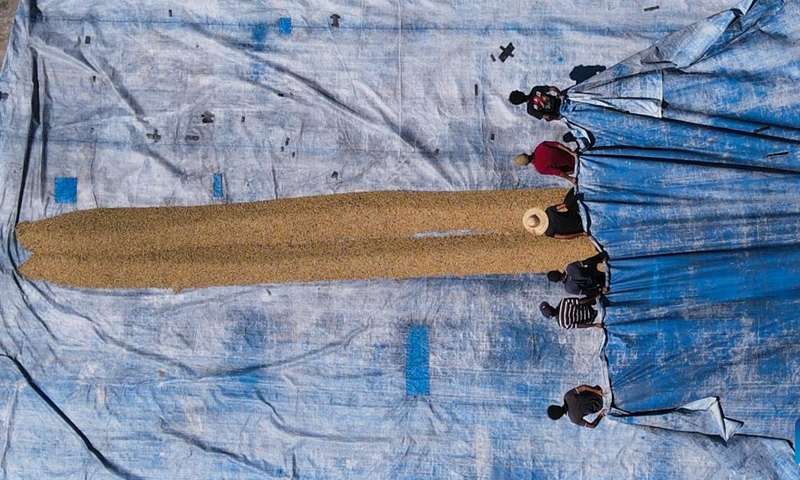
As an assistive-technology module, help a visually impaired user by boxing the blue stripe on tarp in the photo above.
[54,177,77,203]
[406,326,430,396]
[279,17,292,35]
[212,173,223,198]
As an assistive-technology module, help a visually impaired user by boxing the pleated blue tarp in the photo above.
[570,0,800,444]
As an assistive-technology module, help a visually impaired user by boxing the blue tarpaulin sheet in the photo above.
[570,0,800,444]
[0,0,799,478]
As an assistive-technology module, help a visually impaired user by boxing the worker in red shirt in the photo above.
[513,141,577,184]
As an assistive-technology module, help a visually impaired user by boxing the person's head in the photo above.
[547,404,567,420]
[508,90,529,105]
[539,301,557,319]
[546,271,564,283]
[513,153,531,167]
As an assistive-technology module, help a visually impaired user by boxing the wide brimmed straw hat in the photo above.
[522,207,549,235]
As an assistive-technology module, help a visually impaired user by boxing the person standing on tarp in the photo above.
[513,141,577,185]
[547,252,609,296]
[508,85,566,121]
[548,385,606,429]
[539,292,604,330]
[522,188,587,240]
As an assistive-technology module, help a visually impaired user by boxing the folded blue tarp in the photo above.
[569,0,800,444]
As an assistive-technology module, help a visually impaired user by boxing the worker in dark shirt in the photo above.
[539,293,604,330]
[522,188,586,240]
[513,141,577,185]
[548,385,606,428]
[508,86,565,121]
[547,252,609,296]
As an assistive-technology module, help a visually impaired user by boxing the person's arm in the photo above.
[585,277,610,295]
[584,410,606,429]
[559,172,577,185]
[575,322,604,329]
[575,321,604,329]
[581,285,606,297]
[553,232,588,240]
[578,293,601,305]
[575,385,603,396]
[588,386,604,396]
[575,385,604,396]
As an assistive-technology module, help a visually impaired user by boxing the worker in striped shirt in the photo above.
[539,293,604,329]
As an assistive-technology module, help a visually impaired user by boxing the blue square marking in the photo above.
[406,326,430,396]
[213,173,224,198]
[54,177,77,203]
[279,17,292,35]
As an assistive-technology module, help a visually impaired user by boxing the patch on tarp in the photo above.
[54,177,77,203]
[213,173,224,198]
[406,326,430,396]
[279,17,292,35]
